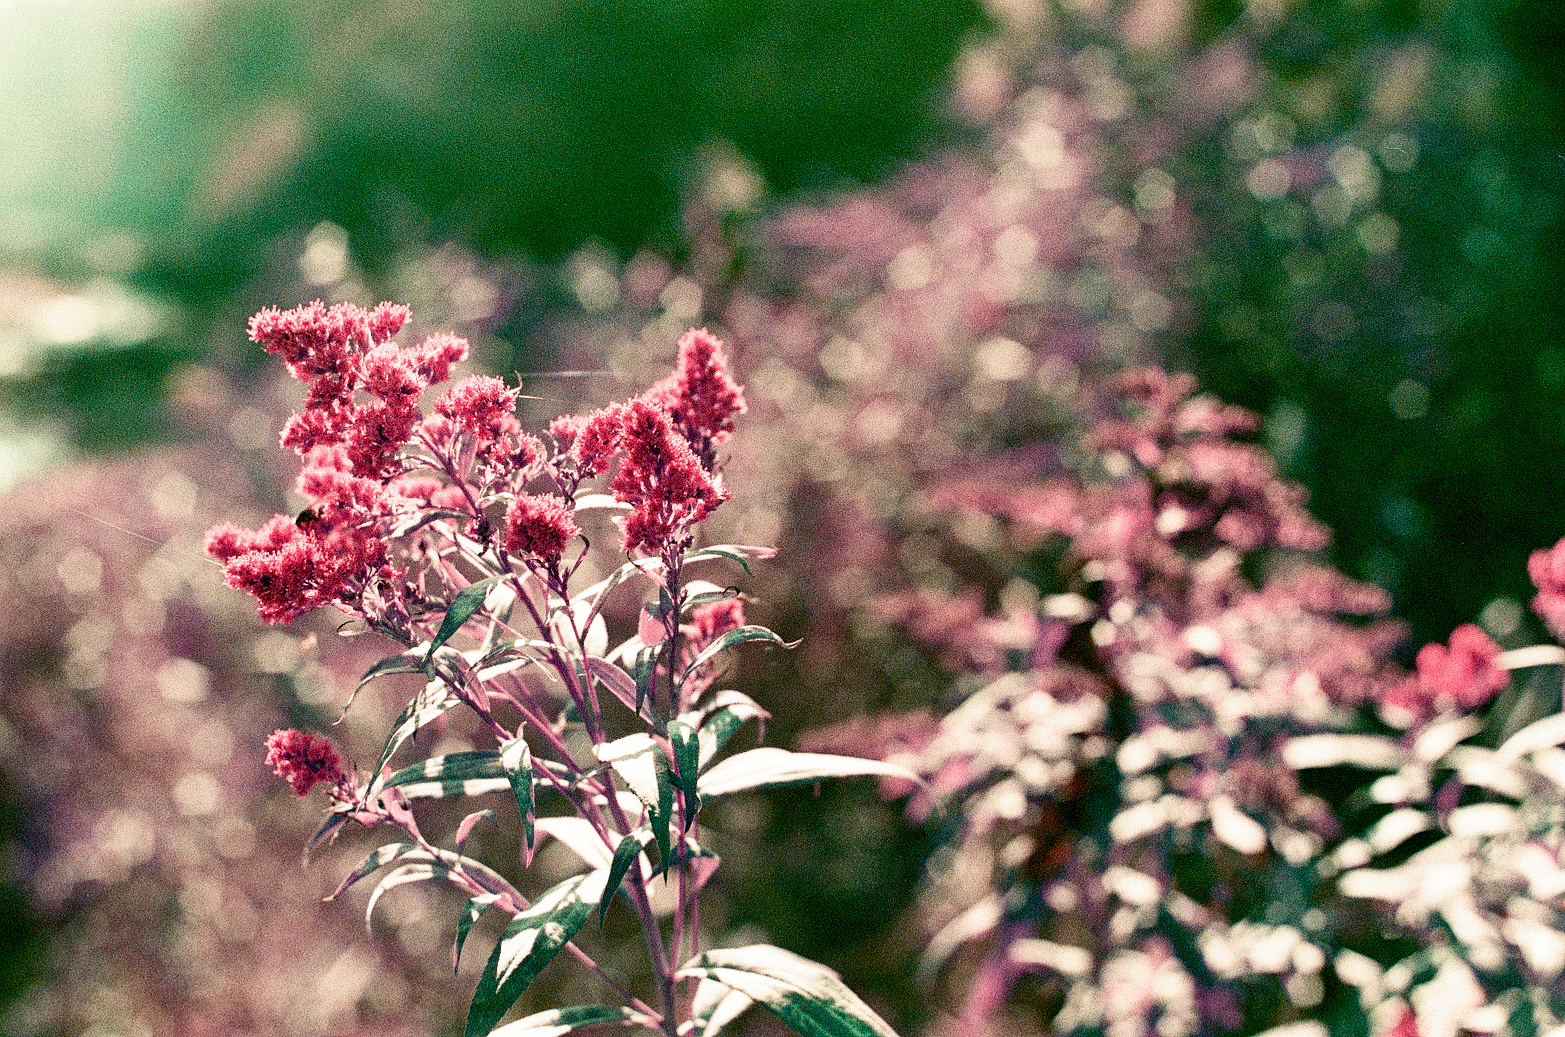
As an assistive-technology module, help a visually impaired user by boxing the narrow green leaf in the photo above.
[696,749,923,800]
[681,588,741,612]
[679,626,796,689]
[680,691,771,769]
[682,544,777,575]
[455,893,502,973]
[669,720,701,812]
[429,575,502,660]
[326,842,421,901]
[500,736,535,860]
[651,754,674,874]
[366,862,446,931]
[676,945,900,1037]
[600,828,652,926]
[489,1005,645,1037]
[465,870,610,1037]
[383,751,506,800]
[341,653,432,721]
[371,686,462,786]
[304,811,351,862]
[632,644,660,716]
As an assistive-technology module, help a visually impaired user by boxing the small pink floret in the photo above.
[265,728,348,796]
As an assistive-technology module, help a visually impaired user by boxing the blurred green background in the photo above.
[3,0,1564,1029]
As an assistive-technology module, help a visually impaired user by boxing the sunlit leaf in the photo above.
[676,945,900,1037]
[690,978,755,1037]
[1281,735,1404,772]
[455,893,502,973]
[366,861,446,931]
[465,870,611,1037]
[680,691,770,769]
[679,626,796,688]
[370,685,462,787]
[501,736,535,860]
[382,751,508,800]
[429,575,503,660]
[341,652,432,721]
[682,544,777,575]
[489,1005,646,1037]
[697,748,922,799]
[600,827,653,926]
[327,842,420,901]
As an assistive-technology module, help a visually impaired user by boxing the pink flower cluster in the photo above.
[1384,623,1509,719]
[504,493,580,561]
[264,728,349,797]
[1528,536,1565,638]
[209,300,745,625]
[644,327,748,466]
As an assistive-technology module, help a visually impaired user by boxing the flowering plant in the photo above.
[811,369,1565,1036]
[207,301,918,1037]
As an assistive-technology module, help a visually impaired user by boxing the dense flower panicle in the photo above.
[248,300,366,380]
[264,728,349,796]
[366,301,412,343]
[611,399,728,556]
[1385,623,1509,719]
[568,403,627,476]
[1527,536,1565,638]
[644,327,747,463]
[434,376,522,448]
[407,332,470,384]
[504,493,580,561]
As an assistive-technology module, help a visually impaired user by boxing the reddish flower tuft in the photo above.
[610,399,728,556]
[265,728,349,796]
[644,327,746,465]
[569,404,627,476]
[434,376,522,461]
[1385,623,1508,719]
[1528,537,1565,639]
[504,494,580,561]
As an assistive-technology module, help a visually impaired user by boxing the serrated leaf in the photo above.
[501,737,535,861]
[600,827,653,926]
[429,575,503,660]
[679,626,795,688]
[669,720,701,811]
[383,751,507,800]
[327,842,420,901]
[489,1005,645,1037]
[465,870,611,1037]
[455,893,502,973]
[677,945,899,1037]
[696,748,923,799]
[652,755,674,873]
[341,653,431,721]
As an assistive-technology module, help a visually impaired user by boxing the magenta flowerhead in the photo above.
[504,493,581,562]
[645,327,747,466]
[1528,536,1565,640]
[611,398,728,557]
[1384,623,1509,720]
[265,728,349,797]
